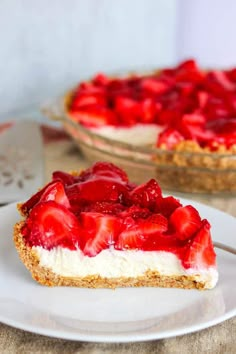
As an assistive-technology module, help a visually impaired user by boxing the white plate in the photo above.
[0,200,235,343]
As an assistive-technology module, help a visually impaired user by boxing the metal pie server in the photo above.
[0,120,44,204]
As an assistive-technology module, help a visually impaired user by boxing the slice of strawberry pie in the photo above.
[14,162,218,289]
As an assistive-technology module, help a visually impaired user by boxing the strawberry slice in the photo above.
[207,117,236,134]
[170,205,202,240]
[81,212,122,256]
[66,177,129,205]
[226,68,236,82]
[208,70,235,91]
[181,112,206,126]
[92,73,110,86]
[145,213,168,230]
[176,59,199,72]
[22,201,81,250]
[204,96,231,120]
[157,128,184,149]
[180,123,215,146]
[71,85,106,110]
[197,91,209,109]
[72,95,106,108]
[141,78,170,95]
[115,97,139,125]
[20,180,59,214]
[138,98,156,123]
[157,108,180,126]
[78,161,129,183]
[90,161,129,182]
[84,201,125,215]
[129,179,162,209]
[119,205,151,220]
[115,219,144,250]
[206,118,236,148]
[39,181,70,208]
[179,113,213,145]
[175,59,204,83]
[69,106,117,127]
[52,171,78,186]
[115,213,168,250]
[154,196,182,218]
[75,82,104,93]
[177,82,195,97]
[182,220,216,269]
[216,134,236,149]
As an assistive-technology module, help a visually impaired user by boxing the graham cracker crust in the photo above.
[13,221,207,290]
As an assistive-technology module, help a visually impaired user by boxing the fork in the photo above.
[214,242,236,255]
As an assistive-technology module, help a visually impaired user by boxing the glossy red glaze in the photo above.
[69,59,236,150]
[21,162,216,269]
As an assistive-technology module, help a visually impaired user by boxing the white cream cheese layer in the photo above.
[91,124,164,145]
[33,247,218,289]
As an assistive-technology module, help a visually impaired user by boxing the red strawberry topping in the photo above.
[78,161,129,183]
[138,98,156,123]
[83,201,125,215]
[80,212,122,256]
[92,73,110,86]
[20,183,50,214]
[40,181,70,208]
[115,214,168,250]
[66,178,129,205]
[21,180,71,214]
[115,97,139,125]
[141,78,170,95]
[170,205,202,240]
[182,220,216,269]
[22,201,81,250]
[119,205,151,220]
[21,162,216,270]
[52,171,78,186]
[71,93,106,109]
[69,106,117,127]
[154,196,182,218]
[129,179,162,209]
[68,59,236,151]
[157,128,184,149]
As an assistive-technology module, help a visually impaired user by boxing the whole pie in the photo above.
[14,161,218,290]
[62,59,236,193]
[67,59,236,152]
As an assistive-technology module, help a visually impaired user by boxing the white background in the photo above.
[0,0,236,120]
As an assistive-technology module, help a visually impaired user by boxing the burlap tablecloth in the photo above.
[0,137,235,354]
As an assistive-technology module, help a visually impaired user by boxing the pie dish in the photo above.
[44,59,236,194]
[14,161,218,290]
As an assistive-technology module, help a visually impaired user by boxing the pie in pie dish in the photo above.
[58,59,236,194]
[67,59,236,152]
[14,162,218,290]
